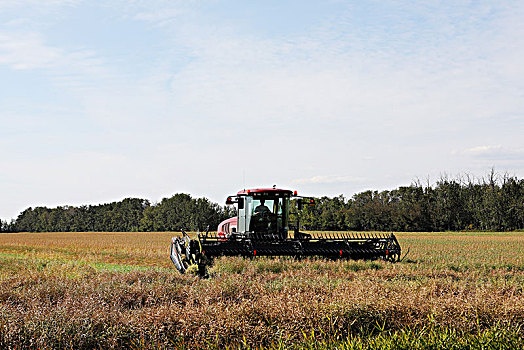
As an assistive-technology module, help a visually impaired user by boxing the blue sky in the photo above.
[1,0,523,220]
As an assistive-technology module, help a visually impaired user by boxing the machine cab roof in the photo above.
[236,188,294,196]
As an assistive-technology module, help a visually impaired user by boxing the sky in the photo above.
[1,0,523,220]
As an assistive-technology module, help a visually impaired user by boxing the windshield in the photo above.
[249,196,289,234]
[252,198,282,215]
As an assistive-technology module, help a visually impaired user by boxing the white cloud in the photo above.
[464,145,502,154]
[462,146,524,160]
[0,32,62,69]
[292,175,365,185]
[133,8,183,24]
[0,0,79,8]
[0,31,104,73]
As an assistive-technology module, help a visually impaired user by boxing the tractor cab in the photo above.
[225,188,293,239]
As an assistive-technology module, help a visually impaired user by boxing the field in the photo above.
[0,232,522,349]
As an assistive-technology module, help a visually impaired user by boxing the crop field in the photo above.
[0,231,522,349]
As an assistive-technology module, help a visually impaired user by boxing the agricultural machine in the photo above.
[170,187,402,276]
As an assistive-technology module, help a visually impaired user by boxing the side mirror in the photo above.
[238,197,245,210]
[297,199,303,210]
[226,196,235,205]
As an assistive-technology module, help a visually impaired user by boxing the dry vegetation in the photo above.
[0,231,522,349]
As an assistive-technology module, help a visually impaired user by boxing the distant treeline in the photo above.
[1,194,236,233]
[1,172,523,233]
[292,172,524,232]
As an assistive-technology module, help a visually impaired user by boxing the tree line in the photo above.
[1,194,236,233]
[1,171,523,233]
[292,172,524,232]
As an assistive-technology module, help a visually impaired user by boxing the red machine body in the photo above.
[217,217,238,240]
